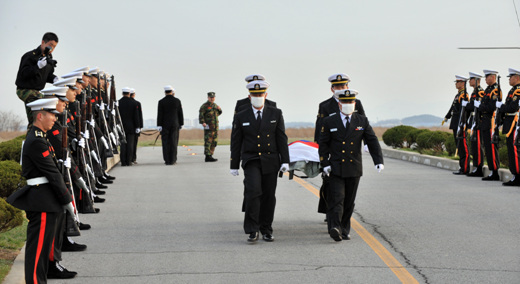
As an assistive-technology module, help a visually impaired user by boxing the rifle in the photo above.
[110,75,127,144]
[61,109,81,236]
[492,76,502,144]
[470,82,482,142]
[455,84,468,156]
[97,74,114,157]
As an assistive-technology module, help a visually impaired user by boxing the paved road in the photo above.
[19,145,520,283]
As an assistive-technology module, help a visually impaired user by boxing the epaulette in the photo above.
[35,130,45,138]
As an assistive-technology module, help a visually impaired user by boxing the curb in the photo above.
[381,148,514,182]
[3,154,119,284]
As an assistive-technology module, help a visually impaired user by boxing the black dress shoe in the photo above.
[482,173,500,181]
[247,232,259,242]
[47,261,77,279]
[95,208,100,213]
[262,233,274,242]
[98,177,113,184]
[94,189,106,195]
[342,233,351,240]
[503,179,520,186]
[104,173,116,180]
[96,182,108,189]
[330,227,342,242]
[62,241,87,252]
[78,222,91,230]
[467,169,484,177]
[452,170,467,175]
[94,196,105,203]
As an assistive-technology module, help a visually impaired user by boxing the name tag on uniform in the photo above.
[243,122,250,126]
[329,113,336,116]
[270,120,276,123]
[330,128,338,132]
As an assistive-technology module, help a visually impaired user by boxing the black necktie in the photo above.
[257,111,262,126]
[345,116,350,129]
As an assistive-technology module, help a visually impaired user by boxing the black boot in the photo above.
[205,155,218,162]
[47,261,77,279]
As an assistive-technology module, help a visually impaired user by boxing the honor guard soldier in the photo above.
[499,68,520,186]
[234,74,277,113]
[315,73,366,220]
[199,92,222,162]
[466,72,486,177]
[319,89,383,242]
[444,75,470,174]
[230,80,290,242]
[157,85,184,165]
[130,88,143,164]
[119,87,140,166]
[475,69,502,180]
[15,32,60,128]
[7,98,77,283]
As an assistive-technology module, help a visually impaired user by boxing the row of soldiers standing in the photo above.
[8,32,127,283]
[445,68,520,186]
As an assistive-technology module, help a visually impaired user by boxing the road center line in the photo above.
[290,174,419,284]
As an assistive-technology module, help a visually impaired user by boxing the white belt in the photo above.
[26,177,49,186]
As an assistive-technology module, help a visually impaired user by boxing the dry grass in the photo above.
[0,131,25,143]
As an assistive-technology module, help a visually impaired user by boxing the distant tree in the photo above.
[0,110,24,132]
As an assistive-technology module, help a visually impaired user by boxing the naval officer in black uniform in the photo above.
[319,89,383,242]
[157,85,184,165]
[7,98,75,283]
[118,87,140,166]
[230,80,290,242]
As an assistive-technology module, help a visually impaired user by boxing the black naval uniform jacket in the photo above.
[465,86,484,128]
[15,46,57,90]
[499,84,520,135]
[314,97,365,143]
[234,97,277,114]
[479,83,501,131]
[8,126,72,212]
[319,112,383,178]
[157,95,184,130]
[118,96,140,134]
[231,106,290,174]
[444,89,469,130]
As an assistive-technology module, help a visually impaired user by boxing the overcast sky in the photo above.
[1,0,520,128]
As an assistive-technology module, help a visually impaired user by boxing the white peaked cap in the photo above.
[507,68,520,77]
[26,98,59,113]
[469,72,483,79]
[455,75,469,81]
[245,74,266,82]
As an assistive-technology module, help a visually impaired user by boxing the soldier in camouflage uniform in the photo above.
[199,92,222,162]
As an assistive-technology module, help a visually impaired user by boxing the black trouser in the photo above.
[50,211,65,262]
[507,127,520,175]
[327,175,361,236]
[452,130,470,173]
[120,132,135,166]
[133,133,139,162]
[25,211,57,284]
[161,128,179,164]
[482,128,500,171]
[317,175,329,214]
[471,129,484,169]
[243,159,278,235]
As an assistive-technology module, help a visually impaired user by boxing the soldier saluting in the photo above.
[199,92,222,162]
[7,98,76,284]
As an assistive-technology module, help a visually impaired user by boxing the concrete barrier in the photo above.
[381,147,514,182]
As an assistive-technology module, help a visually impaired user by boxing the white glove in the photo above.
[279,163,289,173]
[64,157,71,169]
[496,101,503,108]
[115,101,119,107]
[78,138,85,148]
[111,109,116,116]
[364,144,369,153]
[100,103,105,111]
[461,100,468,107]
[77,177,90,194]
[63,202,75,217]
[375,164,384,173]
[90,119,95,127]
[86,164,95,179]
[135,128,141,134]
[474,100,481,108]
[100,136,109,149]
[158,126,163,132]
[230,169,239,176]
[323,166,331,176]
[37,57,47,69]
[53,76,59,83]
[83,130,90,139]
[110,132,117,145]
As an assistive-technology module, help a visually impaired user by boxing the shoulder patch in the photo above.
[52,129,60,136]
[42,150,50,157]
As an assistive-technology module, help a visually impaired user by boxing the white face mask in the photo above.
[250,96,265,108]
[340,103,355,115]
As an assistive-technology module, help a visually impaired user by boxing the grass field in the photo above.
[0,219,27,282]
